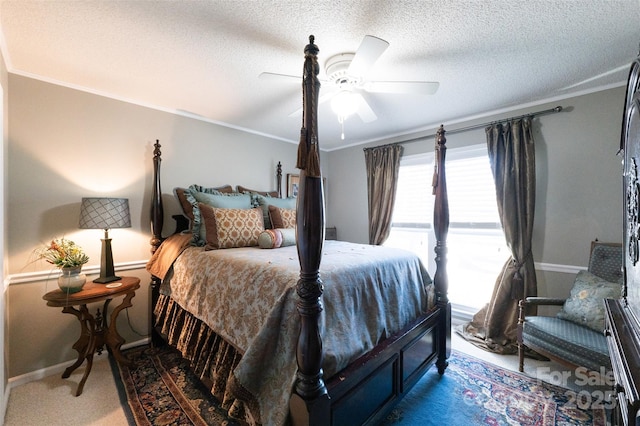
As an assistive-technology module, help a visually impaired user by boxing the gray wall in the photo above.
[0,41,9,421]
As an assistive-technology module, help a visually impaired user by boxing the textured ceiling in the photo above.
[2,1,640,151]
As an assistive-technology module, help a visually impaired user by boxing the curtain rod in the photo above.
[394,105,564,147]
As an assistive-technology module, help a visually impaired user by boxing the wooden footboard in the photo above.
[323,309,442,426]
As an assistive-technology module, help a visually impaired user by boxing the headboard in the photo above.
[149,158,284,239]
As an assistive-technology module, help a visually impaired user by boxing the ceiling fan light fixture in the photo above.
[331,90,359,119]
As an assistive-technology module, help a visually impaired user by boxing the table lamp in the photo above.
[79,197,131,283]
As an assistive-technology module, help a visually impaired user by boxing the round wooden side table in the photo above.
[43,276,140,396]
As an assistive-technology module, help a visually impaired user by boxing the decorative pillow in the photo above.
[258,228,297,249]
[192,191,252,208]
[236,185,279,198]
[268,205,296,229]
[174,185,233,220]
[186,190,253,246]
[588,243,623,283]
[200,205,264,250]
[556,270,622,332]
[254,195,296,228]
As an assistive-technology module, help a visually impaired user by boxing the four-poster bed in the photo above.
[147,36,450,426]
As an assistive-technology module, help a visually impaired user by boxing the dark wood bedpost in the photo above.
[277,161,283,198]
[151,140,164,254]
[150,139,165,347]
[290,35,330,426]
[432,125,451,374]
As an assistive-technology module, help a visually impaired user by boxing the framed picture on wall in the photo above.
[287,174,327,198]
[287,174,300,198]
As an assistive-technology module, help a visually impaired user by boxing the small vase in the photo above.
[58,267,86,294]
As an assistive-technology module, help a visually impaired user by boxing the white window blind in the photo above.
[386,145,508,310]
[447,146,501,227]
[391,153,433,227]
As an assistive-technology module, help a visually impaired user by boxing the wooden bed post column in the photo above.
[151,140,164,254]
[150,139,164,347]
[277,161,283,198]
[290,35,330,426]
[432,125,451,374]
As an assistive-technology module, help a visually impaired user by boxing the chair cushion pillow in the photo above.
[556,270,622,332]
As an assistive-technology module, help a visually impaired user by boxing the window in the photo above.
[385,145,509,311]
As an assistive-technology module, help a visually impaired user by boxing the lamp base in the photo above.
[94,235,120,284]
[93,275,121,284]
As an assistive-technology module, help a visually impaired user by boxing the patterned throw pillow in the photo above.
[556,270,622,332]
[199,204,264,250]
[254,195,296,229]
[186,190,253,246]
[268,205,296,229]
[258,228,297,249]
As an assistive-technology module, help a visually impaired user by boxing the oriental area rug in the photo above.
[111,346,607,426]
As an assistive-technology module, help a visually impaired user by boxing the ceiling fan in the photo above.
[260,35,439,137]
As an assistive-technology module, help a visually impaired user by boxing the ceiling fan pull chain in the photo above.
[339,115,346,140]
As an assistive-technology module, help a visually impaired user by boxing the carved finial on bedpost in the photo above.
[432,125,451,375]
[432,125,446,195]
[305,35,318,56]
[153,139,161,162]
[277,161,283,198]
[297,35,321,177]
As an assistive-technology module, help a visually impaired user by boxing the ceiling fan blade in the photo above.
[364,80,440,95]
[354,93,377,123]
[259,72,301,83]
[288,89,337,118]
[347,35,390,78]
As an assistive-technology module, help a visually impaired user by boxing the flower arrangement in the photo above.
[37,238,89,269]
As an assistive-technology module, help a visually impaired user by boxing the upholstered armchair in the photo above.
[517,241,623,372]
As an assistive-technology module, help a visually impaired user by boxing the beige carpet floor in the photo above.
[2,331,585,425]
[4,351,128,426]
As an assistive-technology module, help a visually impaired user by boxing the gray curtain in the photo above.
[460,118,538,354]
[364,144,403,245]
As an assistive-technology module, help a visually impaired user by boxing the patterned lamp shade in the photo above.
[79,198,131,230]
[79,197,131,284]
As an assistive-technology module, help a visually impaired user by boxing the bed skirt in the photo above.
[154,294,262,425]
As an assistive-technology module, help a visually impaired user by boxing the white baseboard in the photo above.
[535,262,584,275]
[7,337,149,390]
[1,381,8,426]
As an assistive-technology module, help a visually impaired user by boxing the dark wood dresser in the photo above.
[604,49,640,426]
